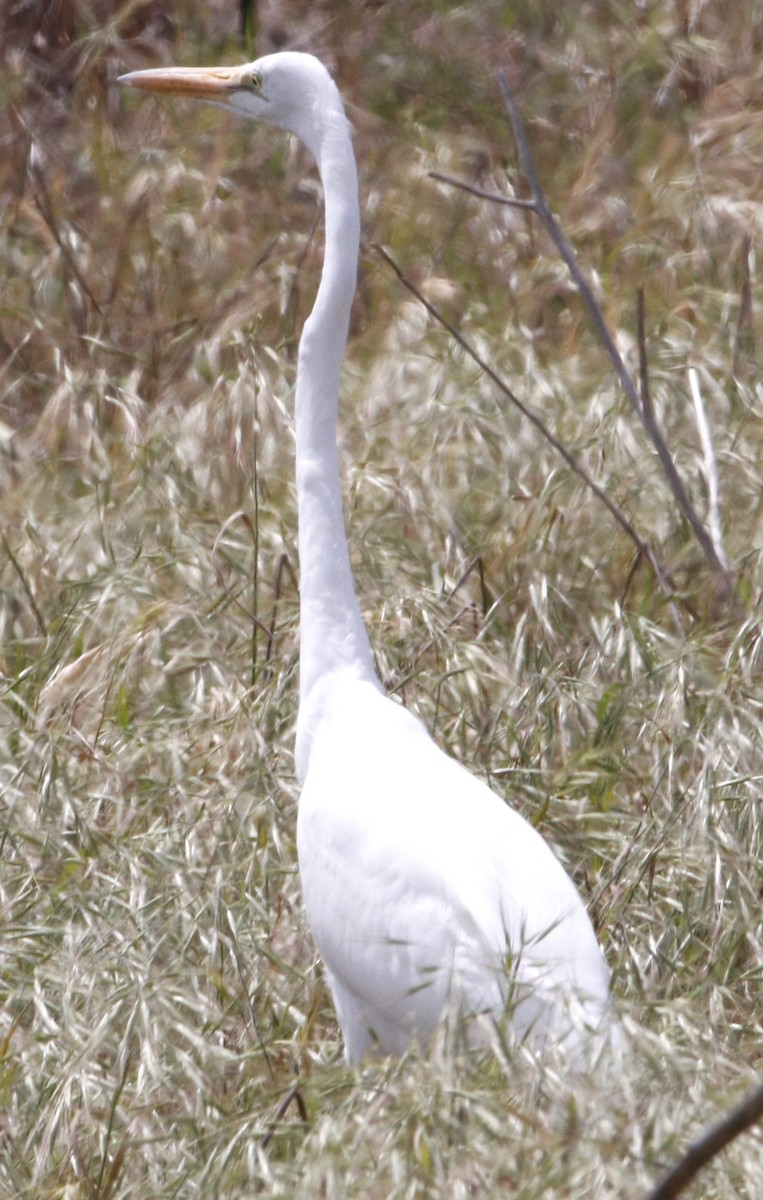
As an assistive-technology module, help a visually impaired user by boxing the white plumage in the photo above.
[120,52,614,1065]
[298,678,611,1062]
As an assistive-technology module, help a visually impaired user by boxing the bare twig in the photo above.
[386,556,496,694]
[93,1035,133,1200]
[428,170,535,210]
[688,368,729,572]
[261,1083,308,1150]
[2,533,47,636]
[451,555,491,619]
[251,384,260,686]
[492,72,735,602]
[636,288,654,421]
[264,553,300,672]
[287,208,321,339]
[733,234,755,374]
[372,243,678,612]
[644,1080,763,1200]
[30,156,103,317]
[226,910,278,1084]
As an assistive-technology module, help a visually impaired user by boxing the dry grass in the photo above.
[1,2,762,1197]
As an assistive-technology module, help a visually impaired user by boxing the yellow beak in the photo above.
[118,65,244,100]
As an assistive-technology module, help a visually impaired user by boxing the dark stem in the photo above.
[428,170,536,210]
[496,70,735,604]
[644,1081,763,1200]
[373,243,678,613]
[636,288,654,421]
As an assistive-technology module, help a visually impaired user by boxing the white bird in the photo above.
[119,52,614,1065]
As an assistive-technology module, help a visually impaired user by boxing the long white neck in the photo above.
[293,101,380,780]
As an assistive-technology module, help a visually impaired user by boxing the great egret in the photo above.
[119,52,614,1065]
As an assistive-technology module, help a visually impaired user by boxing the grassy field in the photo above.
[1,1,762,1196]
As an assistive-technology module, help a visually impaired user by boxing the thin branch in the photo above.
[93,1036,133,1200]
[264,553,299,673]
[372,242,677,611]
[494,71,735,601]
[30,157,102,317]
[636,288,654,421]
[450,554,491,619]
[688,367,728,571]
[251,382,260,687]
[732,234,755,374]
[428,170,535,210]
[387,556,496,694]
[2,534,47,636]
[644,1081,763,1200]
[226,910,278,1084]
[287,208,321,340]
[261,1083,309,1150]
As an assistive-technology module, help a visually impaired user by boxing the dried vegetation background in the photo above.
[1,0,762,1196]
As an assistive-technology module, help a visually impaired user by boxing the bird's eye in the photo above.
[249,71,262,91]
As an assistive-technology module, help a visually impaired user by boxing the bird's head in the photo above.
[118,51,342,160]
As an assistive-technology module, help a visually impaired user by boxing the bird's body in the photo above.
[120,52,614,1065]
[298,677,610,1061]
